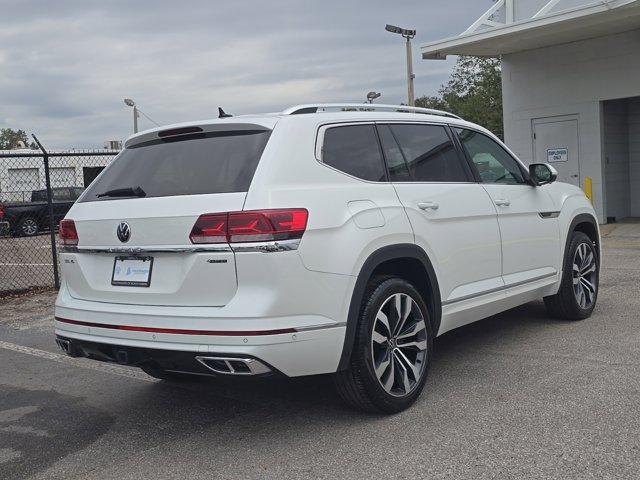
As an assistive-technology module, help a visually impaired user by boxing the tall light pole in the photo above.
[385,24,416,106]
[124,98,139,134]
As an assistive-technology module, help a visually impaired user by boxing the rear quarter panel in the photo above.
[243,117,414,278]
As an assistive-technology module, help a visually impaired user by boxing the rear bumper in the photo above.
[0,221,9,236]
[54,247,355,377]
[54,321,346,377]
[54,278,349,377]
[55,335,278,377]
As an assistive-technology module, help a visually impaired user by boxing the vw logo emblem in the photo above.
[116,222,131,243]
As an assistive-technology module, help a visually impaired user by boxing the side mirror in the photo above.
[529,163,558,186]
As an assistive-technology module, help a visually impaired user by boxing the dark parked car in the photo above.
[0,187,84,237]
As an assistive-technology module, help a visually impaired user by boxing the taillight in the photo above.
[59,219,78,246]
[189,214,228,244]
[0,204,4,221]
[189,209,308,244]
[229,209,308,242]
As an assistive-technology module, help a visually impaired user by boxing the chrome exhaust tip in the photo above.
[55,337,82,358]
[195,356,271,376]
[55,338,71,354]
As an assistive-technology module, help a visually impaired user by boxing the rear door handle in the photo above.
[494,198,511,207]
[418,201,439,211]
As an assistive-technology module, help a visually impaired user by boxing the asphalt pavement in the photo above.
[1,224,639,479]
[0,234,55,293]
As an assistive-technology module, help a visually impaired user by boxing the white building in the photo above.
[0,150,116,202]
[422,0,640,223]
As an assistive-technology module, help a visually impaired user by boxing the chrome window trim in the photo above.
[315,120,449,163]
[314,120,460,185]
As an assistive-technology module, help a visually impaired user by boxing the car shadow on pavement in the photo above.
[116,299,559,420]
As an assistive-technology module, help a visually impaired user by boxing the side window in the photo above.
[383,124,469,182]
[31,190,46,202]
[71,187,85,200]
[455,128,525,184]
[322,125,386,182]
[52,189,69,201]
[377,125,411,181]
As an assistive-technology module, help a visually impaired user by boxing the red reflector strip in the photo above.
[55,317,296,336]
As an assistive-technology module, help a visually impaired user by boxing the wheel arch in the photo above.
[337,244,441,371]
[564,213,600,264]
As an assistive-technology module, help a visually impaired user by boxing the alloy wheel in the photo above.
[370,293,427,397]
[572,242,597,309]
[22,219,38,236]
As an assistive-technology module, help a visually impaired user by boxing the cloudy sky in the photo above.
[0,0,491,149]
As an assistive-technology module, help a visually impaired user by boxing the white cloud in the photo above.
[0,0,491,148]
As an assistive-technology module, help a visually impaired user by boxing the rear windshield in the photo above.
[80,128,271,202]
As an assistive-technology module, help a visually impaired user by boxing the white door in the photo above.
[50,167,77,187]
[533,116,580,186]
[378,123,503,304]
[7,168,40,202]
[454,127,561,285]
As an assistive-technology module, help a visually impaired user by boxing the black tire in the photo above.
[15,216,39,237]
[334,276,433,414]
[544,231,599,320]
[140,363,202,382]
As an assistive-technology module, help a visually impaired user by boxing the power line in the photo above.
[137,108,160,127]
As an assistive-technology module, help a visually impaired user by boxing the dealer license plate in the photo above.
[111,256,153,287]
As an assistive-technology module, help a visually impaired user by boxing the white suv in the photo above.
[54,104,600,413]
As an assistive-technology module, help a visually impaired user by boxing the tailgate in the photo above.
[61,193,244,307]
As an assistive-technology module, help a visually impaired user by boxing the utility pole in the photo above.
[385,24,417,107]
[133,105,139,133]
[405,35,415,106]
[124,98,139,134]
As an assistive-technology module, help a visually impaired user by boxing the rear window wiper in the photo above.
[96,186,146,198]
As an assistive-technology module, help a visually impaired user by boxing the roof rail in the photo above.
[281,103,461,119]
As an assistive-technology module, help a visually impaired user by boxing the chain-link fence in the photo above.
[0,144,118,294]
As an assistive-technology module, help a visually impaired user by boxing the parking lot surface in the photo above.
[1,225,639,479]
[0,235,55,293]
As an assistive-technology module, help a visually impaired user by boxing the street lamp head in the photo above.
[366,91,382,103]
[124,98,135,107]
[385,24,416,38]
[385,24,402,34]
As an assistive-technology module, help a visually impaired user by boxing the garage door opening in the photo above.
[603,97,640,223]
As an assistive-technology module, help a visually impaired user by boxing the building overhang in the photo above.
[422,0,640,59]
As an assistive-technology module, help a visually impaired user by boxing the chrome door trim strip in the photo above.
[231,239,300,253]
[58,245,233,254]
[58,239,301,254]
[442,272,558,306]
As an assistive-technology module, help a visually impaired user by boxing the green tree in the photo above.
[416,56,503,139]
[0,128,37,150]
